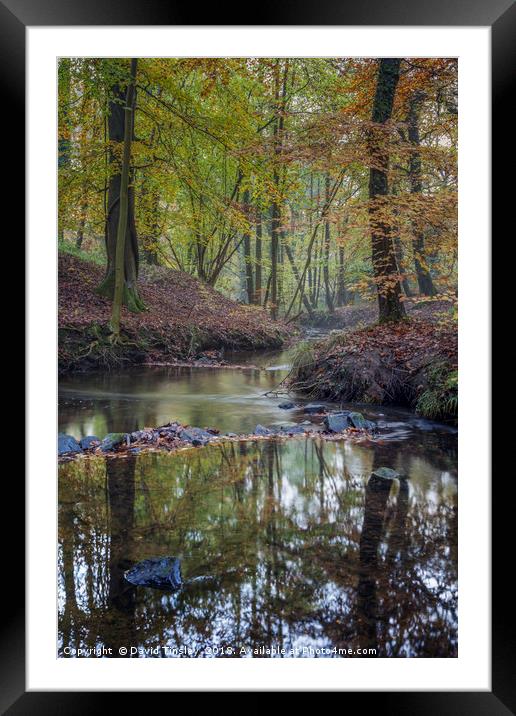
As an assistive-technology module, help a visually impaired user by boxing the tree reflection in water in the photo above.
[58,437,457,658]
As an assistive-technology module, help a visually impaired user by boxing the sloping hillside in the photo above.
[59,254,290,372]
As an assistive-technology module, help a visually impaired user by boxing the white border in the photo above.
[27,26,490,691]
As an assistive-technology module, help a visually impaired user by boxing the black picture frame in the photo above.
[6,0,510,710]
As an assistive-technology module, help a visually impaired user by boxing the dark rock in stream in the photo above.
[323,410,376,433]
[279,402,295,409]
[58,433,82,455]
[279,425,307,435]
[348,412,376,431]
[180,427,213,446]
[100,432,128,452]
[372,467,402,482]
[324,412,350,433]
[80,435,100,450]
[125,556,182,591]
[303,403,326,414]
[255,424,272,436]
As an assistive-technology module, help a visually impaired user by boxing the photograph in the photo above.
[57,55,459,659]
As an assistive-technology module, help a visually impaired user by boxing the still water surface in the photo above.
[58,347,457,658]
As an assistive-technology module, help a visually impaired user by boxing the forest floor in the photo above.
[58,253,291,372]
[289,299,458,422]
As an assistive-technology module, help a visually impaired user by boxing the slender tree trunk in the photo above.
[269,58,289,320]
[58,58,72,242]
[96,59,145,314]
[242,189,254,303]
[323,175,335,313]
[407,91,437,296]
[75,199,88,249]
[254,211,262,305]
[368,58,406,323]
[336,244,347,307]
[109,59,140,338]
[284,243,314,318]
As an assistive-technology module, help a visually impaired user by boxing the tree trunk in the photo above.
[368,58,406,323]
[75,199,87,250]
[269,59,289,320]
[254,211,262,305]
[96,59,145,314]
[270,201,279,319]
[336,244,347,307]
[284,243,314,318]
[323,175,335,313]
[242,189,254,303]
[407,91,437,296]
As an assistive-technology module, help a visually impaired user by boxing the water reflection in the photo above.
[58,437,457,658]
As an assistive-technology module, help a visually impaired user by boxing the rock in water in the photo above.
[255,424,272,435]
[100,433,127,452]
[372,467,401,481]
[280,425,306,435]
[303,403,326,414]
[58,433,82,455]
[80,435,100,450]
[323,412,350,433]
[180,427,212,446]
[348,412,375,430]
[125,557,182,591]
[278,402,295,410]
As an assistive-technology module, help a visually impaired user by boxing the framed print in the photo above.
[5,0,511,708]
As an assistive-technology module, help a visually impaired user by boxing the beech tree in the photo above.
[368,58,406,323]
[96,59,145,314]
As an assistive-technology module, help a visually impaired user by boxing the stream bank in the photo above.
[289,301,458,423]
[59,254,291,373]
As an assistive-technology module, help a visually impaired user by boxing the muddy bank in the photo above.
[59,254,291,373]
[289,308,458,423]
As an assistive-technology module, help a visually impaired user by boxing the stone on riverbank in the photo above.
[255,424,272,435]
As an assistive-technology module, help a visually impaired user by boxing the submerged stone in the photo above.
[372,467,401,481]
[125,556,182,591]
[58,433,82,455]
[278,402,295,409]
[80,435,100,450]
[303,403,326,414]
[255,424,272,436]
[100,432,127,452]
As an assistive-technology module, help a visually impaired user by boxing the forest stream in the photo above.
[58,340,458,658]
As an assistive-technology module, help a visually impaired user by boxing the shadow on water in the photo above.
[58,436,457,658]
